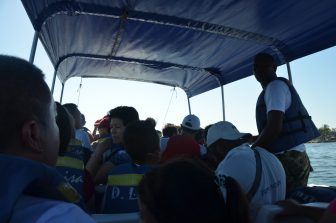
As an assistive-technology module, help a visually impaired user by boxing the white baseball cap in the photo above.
[181,114,201,131]
[207,121,251,147]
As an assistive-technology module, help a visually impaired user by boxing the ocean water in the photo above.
[306,142,336,186]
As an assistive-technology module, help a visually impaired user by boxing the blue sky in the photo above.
[1,0,335,134]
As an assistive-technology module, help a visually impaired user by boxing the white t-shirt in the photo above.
[264,80,305,152]
[75,129,92,150]
[10,196,95,223]
[216,143,286,218]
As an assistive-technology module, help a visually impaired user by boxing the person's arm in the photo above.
[85,138,111,176]
[275,199,325,222]
[94,162,114,185]
[92,149,131,185]
[252,110,283,152]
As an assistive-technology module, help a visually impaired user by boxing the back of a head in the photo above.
[55,102,74,155]
[181,114,201,133]
[162,123,178,137]
[63,103,81,129]
[138,159,251,223]
[254,53,276,67]
[0,55,51,150]
[145,117,156,129]
[108,106,139,126]
[123,120,160,164]
[160,135,200,163]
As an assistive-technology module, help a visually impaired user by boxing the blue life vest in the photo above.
[56,139,86,197]
[102,144,131,165]
[0,154,85,222]
[102,163,152,213]
[256,77,320,153]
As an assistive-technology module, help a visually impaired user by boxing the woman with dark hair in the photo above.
[138,159,251,223]
[55,102,74,155]
[55,102,94,205]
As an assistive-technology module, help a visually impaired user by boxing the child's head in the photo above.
[138,158,251,223]
[123,120,160,164]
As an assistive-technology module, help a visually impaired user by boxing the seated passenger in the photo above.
[91,115,111,153]
[55,102,94,203]
[0,55,94,222]
[86,106,138,185]
[101,120,160,213]
[92,115,111,142]
[206,121,286,219]
[63,103,92,151]
[160,135,201,163]
[160,123,178,152]
[138,159,251,223]
[180,114,207,155]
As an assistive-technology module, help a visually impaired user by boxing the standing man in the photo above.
[252,53,320,192]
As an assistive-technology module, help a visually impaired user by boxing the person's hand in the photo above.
[275,199,302,219]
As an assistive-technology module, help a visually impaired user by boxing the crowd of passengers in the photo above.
[0,54,335,223]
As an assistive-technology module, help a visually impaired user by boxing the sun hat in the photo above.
[181,114,201,131]
[207,121,251,147]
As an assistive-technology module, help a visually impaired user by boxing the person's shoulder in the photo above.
[226,144,253,158]
[12,196,95,223]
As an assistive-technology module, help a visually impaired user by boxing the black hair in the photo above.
[162,123,178,137]
[204,124,213,142]
[123,120,159,163]
[254,53,276,66]
[55,102,73,156]
[145,117,156,128]
[195,129,205,144]
[63,103,81,129]
[108,106,139,126]
[138,158,251,223]
[62,103,78,115]
[0,55,51,149]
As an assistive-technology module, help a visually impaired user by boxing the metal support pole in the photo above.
[286,62,293,84]
[60,83,65,103]
[221,85,226,121]
[29,31,39,63]
[51,70,57,95]
[187,97,191,115]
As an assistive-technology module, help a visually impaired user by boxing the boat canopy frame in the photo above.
[23,0,336,120]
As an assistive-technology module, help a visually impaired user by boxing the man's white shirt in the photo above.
[264,79,306,153]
